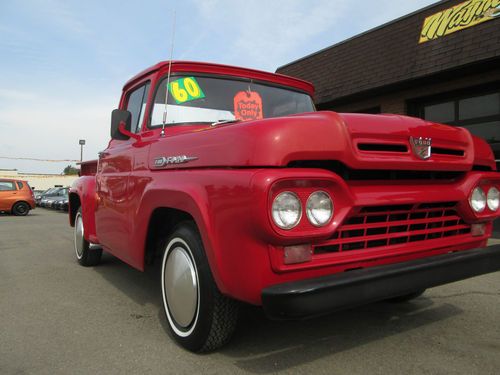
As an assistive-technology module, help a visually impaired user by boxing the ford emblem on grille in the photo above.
[409,136,432,160]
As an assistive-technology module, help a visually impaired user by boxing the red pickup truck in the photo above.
[69,61,500,352]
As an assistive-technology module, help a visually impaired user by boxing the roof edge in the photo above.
[124,60,315,95]
[276,0,447,72]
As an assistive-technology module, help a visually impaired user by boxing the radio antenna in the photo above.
[161,9,176,137]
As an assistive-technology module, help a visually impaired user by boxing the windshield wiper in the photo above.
[211,119,240,126]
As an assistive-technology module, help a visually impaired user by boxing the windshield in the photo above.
[150,75,314,126]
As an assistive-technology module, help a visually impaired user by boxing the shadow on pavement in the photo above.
[220,299,462,373]
[91,252,463,372]
[92,252,162,308]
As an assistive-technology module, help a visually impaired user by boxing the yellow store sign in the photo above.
[419,0,500,43]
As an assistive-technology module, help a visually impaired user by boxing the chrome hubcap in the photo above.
[164,246,198,329]
[74,214,84,259]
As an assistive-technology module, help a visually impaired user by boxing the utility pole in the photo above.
[79,139,86,162]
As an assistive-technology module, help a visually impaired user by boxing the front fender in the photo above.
[131,170,258,296]
[131,181,214,269]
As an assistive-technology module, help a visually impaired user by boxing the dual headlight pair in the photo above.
[272,191,333,229]
[470,186,499,213]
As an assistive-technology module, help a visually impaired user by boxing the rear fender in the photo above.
[69,176,98,243]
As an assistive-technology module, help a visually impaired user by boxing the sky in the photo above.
[0,0,437,174]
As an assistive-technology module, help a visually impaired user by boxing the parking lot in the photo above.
[1,209,499,374]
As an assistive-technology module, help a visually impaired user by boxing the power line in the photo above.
[0,156,79,162]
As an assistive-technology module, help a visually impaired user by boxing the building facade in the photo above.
[277,0,500,168]
[0,169,77,191]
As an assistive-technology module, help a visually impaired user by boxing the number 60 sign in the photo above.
[168,77,206,104]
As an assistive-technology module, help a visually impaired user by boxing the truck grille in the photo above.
[314,202,471,254]
[287,160,465,181]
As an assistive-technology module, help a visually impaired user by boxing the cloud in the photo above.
[232,0,349,67]
[26,0,91,37]
[191,0,349,70]
[190,0,437,71]
[0,91,115,174]
[0,0,440,175]
[0,89,38,101]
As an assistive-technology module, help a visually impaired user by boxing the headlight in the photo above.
[469,187,486,213]
[306,191,333,226]
[487,187,499,211]
[272,192,302,229]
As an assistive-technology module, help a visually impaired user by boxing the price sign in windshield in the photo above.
[169,77,205,104]
[234,91,263,121]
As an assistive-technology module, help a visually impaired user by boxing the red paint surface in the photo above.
[69,61,500,305]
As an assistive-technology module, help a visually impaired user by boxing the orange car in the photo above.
[0,179,36,216]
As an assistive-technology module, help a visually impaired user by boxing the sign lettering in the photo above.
[169,77,205,104]
[419,0,500,43]
[233,91,263,121]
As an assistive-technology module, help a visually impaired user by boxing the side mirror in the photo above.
[111,109,132,140]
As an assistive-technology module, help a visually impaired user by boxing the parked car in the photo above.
[59,198,69,211]
[69,60,500,352]
[0,179,35,216]
[52,191,69,211]
[38,188,58,207]
[40,187,68,208]
[36,189,55,206]
[33,190,45,205]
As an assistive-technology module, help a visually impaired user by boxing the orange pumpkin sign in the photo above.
[233,91,263,121]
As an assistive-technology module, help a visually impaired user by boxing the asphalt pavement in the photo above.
[1,209,499,375]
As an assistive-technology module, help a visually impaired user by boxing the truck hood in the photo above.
[148,111,490,171]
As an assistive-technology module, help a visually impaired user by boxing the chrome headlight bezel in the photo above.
[487,186,499,212]
[469,186,486,213]
[272,191,302,230]
[306,191,334,227]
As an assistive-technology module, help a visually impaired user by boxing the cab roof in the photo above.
[123,61,315,96]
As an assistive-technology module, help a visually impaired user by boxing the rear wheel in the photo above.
[161,223,238,352]
[12,202,30,216]
[74,208,102,266]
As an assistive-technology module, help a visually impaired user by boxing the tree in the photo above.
[63,165,79,175]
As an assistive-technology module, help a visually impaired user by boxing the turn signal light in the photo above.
[284,244,312,264]
[471,223,486,237]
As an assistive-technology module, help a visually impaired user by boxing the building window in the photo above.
[413,90,500,166]
[419,92,500,140]
[458,93,499,121]
[424,102,454,123]
[356,106,381,114]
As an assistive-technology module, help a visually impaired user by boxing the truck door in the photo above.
[95,82,150,263]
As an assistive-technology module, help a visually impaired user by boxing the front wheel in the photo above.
[74,208,102,266]
[161,223,238,352]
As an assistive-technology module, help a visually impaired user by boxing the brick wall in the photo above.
[324,67,500,114]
